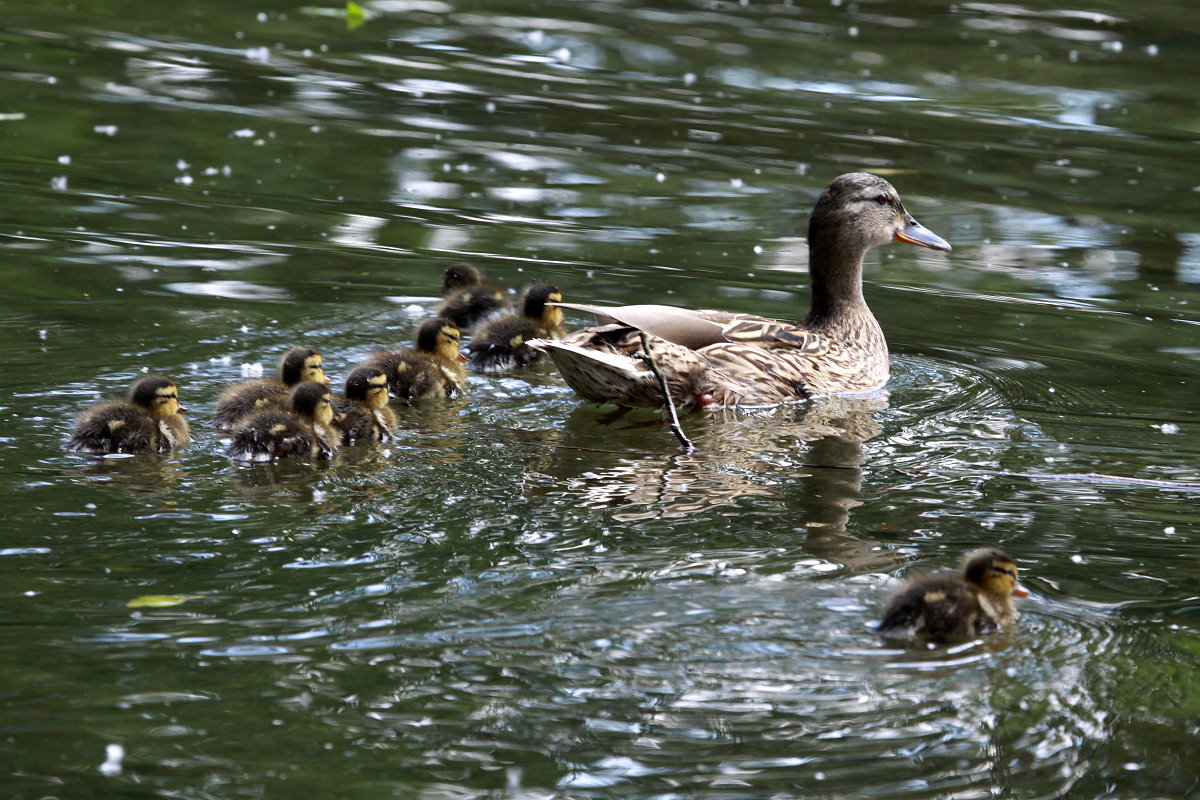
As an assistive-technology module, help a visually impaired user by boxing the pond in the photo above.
[2,1,1199,797]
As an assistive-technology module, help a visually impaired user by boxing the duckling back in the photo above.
[68,402,165,454]
[875,575,999,641]
[437,262,510,330]
[211,380,288,431]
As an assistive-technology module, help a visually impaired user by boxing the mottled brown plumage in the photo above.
[532,173,951,409]
[436,262,512,331]
[875,548,1028,642]
[211,346,329,431]
[334,365,397,444]
[227,381,340,462]
[365,317,466,403]
[467,282,567,373]
[67,375,190,454]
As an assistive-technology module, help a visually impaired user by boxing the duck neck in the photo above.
[801,239,873,332]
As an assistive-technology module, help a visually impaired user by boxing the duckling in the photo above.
[467,281,567,373]
[227,381,340,462]
[437,261,511,331]
[334,365,397,444]
[874,548,1028,642]
[365,317,466,403]
[211,346,329,431]
[67,375,190,454]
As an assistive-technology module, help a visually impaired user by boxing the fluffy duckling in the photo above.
[875,548,1028,642]
[211,346,329,431]
[67,375,190,454]
[467,281,566,373]
[227,381,340,462]
[437,262,511,331]
[334,365,397,444]
[365,317,467,403]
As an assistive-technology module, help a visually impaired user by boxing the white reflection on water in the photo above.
[164,280,290,300]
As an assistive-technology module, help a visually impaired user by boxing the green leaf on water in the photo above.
[127,594,200,608]
[346,1,367,31]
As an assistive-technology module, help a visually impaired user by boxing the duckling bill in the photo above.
[66,375,189,454]
[875,548,1028,642]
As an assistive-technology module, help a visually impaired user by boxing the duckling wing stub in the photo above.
[552,303,739,350]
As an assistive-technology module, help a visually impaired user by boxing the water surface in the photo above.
[2,1,1200,797]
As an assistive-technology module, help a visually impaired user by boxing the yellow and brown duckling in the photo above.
[365,317,467,403]
[66,375,190,454]
[437,261,511,331]
[532,173,951,409]
[211,346,329,431]
[874,548,1028,642]
[333,365,397,444]
[227,381,340,462]
[467,281,566,373]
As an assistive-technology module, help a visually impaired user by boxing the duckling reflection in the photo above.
[523,393,887,531]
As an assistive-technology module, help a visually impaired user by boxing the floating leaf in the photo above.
[127,594,201,608]
[346,1,366,31]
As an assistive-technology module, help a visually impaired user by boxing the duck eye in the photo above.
[876,194,889,206]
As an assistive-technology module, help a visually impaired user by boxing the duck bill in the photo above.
[894,219,951,252]
[1012,583,1030,598]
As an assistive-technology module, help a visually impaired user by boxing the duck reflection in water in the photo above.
[523,394,897,569]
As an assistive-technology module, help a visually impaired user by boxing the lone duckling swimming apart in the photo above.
[467,281,566,373]
[67,375,190,454]
[365,317,466,403]
[874,548,1029,642]
[334,365,397,444]
[437,262,511,331]
[532,173,950,409]
[211,346,329,431]
[227,381,340,462]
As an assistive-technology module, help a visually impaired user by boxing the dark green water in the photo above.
[3,1,1200,797]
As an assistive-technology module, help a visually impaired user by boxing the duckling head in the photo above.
[414,316,463,365]
[130,375,184,418]
[521,282,564,327]
[962,548,1028,598]
[280,347,329,386]
[344,365,391,409]
[442,261,483,293]
[289,381,335,426]
[808,172,950,259]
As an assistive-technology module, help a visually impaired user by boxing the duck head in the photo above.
[442,262,483,293]
[344,365,392,409]
[521,282,565,328]
[414,316,464,365]
[289,381,335,426]
[280,346,329,386]
[809,172,950,256]
[130,375,185,417]
[962,548,1029,598]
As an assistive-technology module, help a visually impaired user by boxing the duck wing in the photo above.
[552,302,811,351]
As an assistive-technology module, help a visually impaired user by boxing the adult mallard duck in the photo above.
[531,172,950,408]
[365,317,467,402]
[211,346,330,431]
[874,548,1028,642]
[66,375,189,454]
[467,281,567,373]
[334,365,397,444]
[437,262,511,331]
[227,381,340,462]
